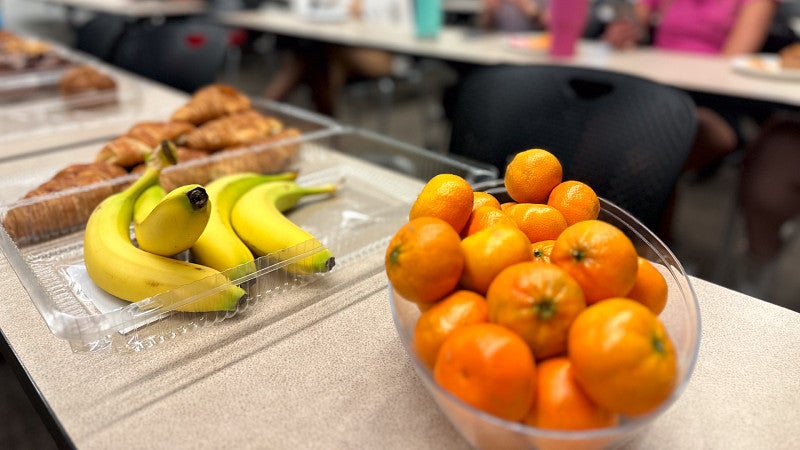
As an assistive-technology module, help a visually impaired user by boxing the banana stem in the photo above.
[186,187,209,211]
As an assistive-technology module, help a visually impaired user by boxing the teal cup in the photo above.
[413,0,443,39]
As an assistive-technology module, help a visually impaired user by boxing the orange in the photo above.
[459,223,532,294]
[461,205,516,238]
[409,173,474,233]
[626,257,669,315]
[505,203,568,244]
[504,148,563,204]
[434,323,537,422]
[568,298,678,416]
[500,201,517,212]
[547,180,601,226]
[472,191,502,210]
[486,262,586,360]
[550,220,639,304]
[385,216,464,304]
[413,290,489,369]
[531,239,555,263]
[523,357,618,430]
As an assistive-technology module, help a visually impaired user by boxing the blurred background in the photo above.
[0,0,798,448]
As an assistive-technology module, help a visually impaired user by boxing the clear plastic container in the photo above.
[0,130,496,353]
[389,187,701,450]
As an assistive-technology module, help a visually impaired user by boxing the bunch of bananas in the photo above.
[83,141,338,313]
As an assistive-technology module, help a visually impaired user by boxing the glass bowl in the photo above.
[388,196,701,450]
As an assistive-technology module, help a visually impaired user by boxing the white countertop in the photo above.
[31,0,208,17]
[1,221,799,449]
[0,140,799,448]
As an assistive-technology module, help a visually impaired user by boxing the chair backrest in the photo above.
[110,18,230,93]
[446,64,697,230]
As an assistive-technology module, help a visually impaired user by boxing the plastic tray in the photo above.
[0,130,496,353]
[0,69,143,146]
[0,98,340,207]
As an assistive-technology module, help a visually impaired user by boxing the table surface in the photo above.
[1,184,800,449]
[32,0,208,17]
[217,7,800,107]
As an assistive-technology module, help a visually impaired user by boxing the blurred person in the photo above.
[478,0,547,32]
[601,0,778,174]
[262,0,396,116]
[737,110,800,297]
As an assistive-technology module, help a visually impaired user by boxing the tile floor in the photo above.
[1,12,798,449]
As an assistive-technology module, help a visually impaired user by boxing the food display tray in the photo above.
[0,129,497,353]
[0,98,340,207]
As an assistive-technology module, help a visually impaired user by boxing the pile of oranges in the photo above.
[385,148,678,430]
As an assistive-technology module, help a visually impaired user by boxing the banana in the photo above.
[191,171,298,281]
[133,184,211,257]
[231,180,338,275]
[133,184,167,225]
[83,141,244,313]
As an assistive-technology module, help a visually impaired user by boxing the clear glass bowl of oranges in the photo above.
[387,168,700,450]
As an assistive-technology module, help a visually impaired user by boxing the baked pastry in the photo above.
[23,162,127,199]
[181,110,284,152]
[170,84,252,125]
[0,31,67,72]
[59,64,117,96]
[96,136,153,168]
[779,43,800,70]
[126,121,195,147]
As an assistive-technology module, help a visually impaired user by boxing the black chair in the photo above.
[446,64,697,231]
[108,18,231,93]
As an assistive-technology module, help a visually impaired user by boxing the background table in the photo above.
[30,0,209,18]
[217,7,800,108]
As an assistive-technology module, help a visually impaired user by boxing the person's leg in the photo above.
[741,113,800,262]
[262,49,308,101]
[683,106,739,172]
[737,112,800,296]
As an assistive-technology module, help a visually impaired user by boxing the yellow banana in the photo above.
[133,183,211,256]
[83,141,244,313]
[231,180,338,275]
[133,184,166,225]
[190,171,298,281]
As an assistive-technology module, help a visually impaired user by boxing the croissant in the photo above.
[96,136,152,168]
[181,110,284,152]
[126,121,195,147]
[59,64,117,95]
[23,162,127,199]
[170,84,252,125]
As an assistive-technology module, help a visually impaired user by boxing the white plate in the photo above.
[730,54,800,81]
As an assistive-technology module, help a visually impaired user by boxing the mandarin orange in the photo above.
[568,298,678,416]
[523,357,618,431]
[547,180,601,225]
[461,205,516,238]
[531,239,555,263]
[505,203,568,244]
[626,257,669,315]
[459,223,532,294]
[385,216,464,304]
[409,173,474,233]
[550,220,639,304]
[504,148,563,204]
[434,323,537,422]
[486,261,586,359]
[472,191,502,210]
[413,290,489,369]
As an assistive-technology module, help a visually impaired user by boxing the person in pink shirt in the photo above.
[602,0,777,171]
